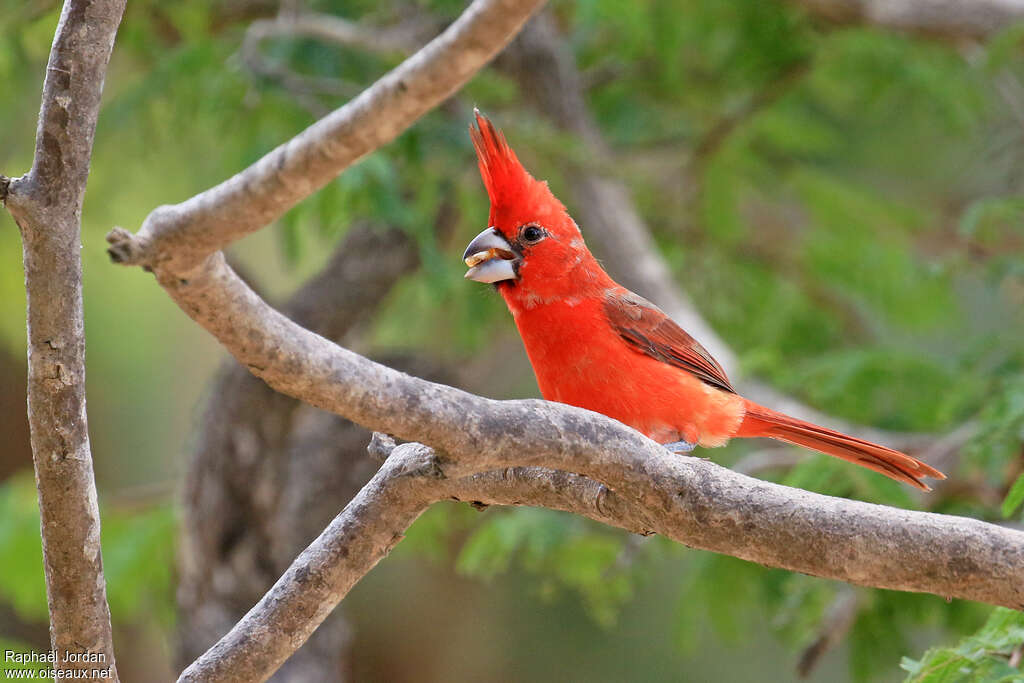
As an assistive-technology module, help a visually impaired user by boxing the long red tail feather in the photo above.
[737,401,945,490]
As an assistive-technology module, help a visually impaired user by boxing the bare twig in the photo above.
[238,17,370,118]
[791,0,1024,41]
[367,432,398,462]
[244,12,434,56]
[3,0,125,678]
[239,55,356,119]
[237,11,443,117]
[107,0,547,276]
[797,587,862,677]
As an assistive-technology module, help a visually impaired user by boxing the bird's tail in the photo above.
[736,401,945,490]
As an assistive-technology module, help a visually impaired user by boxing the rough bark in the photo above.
[2,0,126,678]
[243,12,434,57]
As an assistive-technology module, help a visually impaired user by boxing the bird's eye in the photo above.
[521,225,545,244]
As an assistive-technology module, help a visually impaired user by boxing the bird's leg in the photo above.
[663,440,696,454]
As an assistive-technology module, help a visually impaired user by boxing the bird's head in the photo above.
[463,111,605,306]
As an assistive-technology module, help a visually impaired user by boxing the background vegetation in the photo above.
[1,0,1023,680]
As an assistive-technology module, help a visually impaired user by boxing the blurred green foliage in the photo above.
[0,475,175,628]
[0,476,48,621]
[1,0,1023,680]
[455,508,637,626]
[902,608,1024,683]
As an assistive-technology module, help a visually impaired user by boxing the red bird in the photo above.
[462,112,945,490]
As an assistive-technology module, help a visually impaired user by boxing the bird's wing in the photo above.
[602,289,735,394]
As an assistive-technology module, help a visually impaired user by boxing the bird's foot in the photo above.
[663,440,696,454]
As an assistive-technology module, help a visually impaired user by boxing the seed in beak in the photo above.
[464,247,514,268]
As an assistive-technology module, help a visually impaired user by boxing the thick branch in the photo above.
[178,443,436,682]
[791,0,1024,40]
[106,0,546,276]
[3,0,125,678]
[180,429,1024,682]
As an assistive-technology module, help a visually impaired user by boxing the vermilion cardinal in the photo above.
[462,112,944,490]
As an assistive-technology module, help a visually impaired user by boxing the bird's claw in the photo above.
[664,440,696,454]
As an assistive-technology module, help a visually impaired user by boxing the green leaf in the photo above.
[1001,472,1024,518]
[902,607,1024,683]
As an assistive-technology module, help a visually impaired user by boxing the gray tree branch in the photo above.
[106,0,547,276]
[791,0,1024,40]
[2,0,126,678]
[243,12,433,57]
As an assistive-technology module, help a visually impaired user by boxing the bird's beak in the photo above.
[463,227,518,283]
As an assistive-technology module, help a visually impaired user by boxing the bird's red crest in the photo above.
[470,110,544,212]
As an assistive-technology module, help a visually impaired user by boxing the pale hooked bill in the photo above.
[463,227,518,284]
